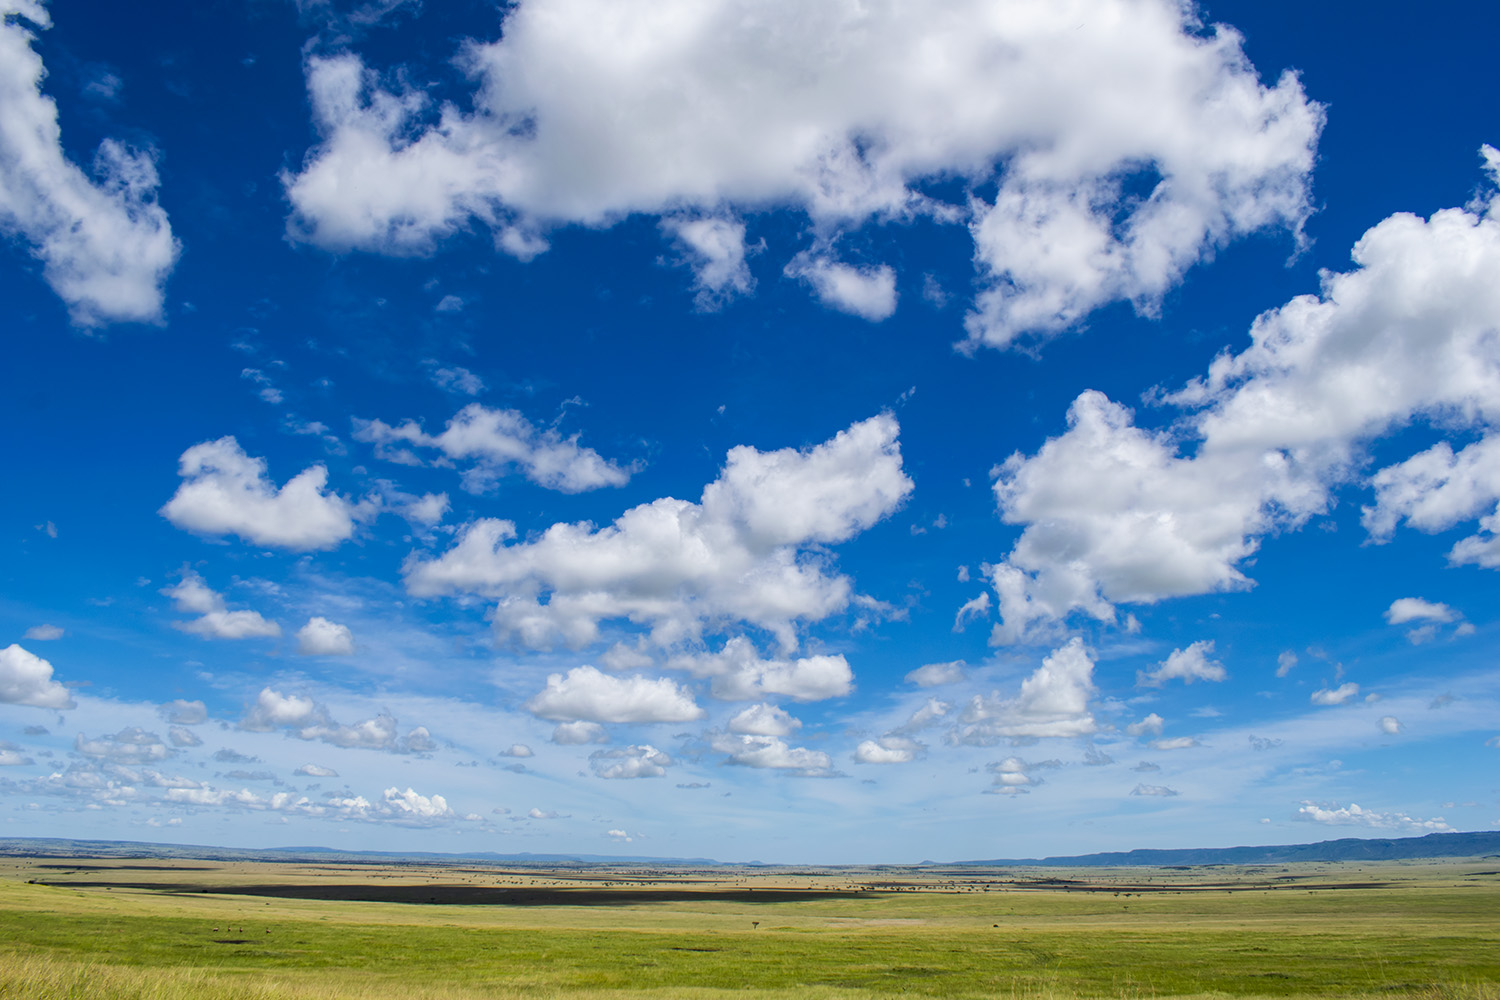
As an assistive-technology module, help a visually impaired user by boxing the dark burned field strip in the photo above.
[34,874,1398,905]
[33,864,217,872]
[35,881,879,906]
[999,879,1394,893]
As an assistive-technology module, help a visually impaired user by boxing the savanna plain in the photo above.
[0,852,1495,1000]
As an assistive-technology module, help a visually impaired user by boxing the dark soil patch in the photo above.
[34,864,216,871]
[41,882,878,906]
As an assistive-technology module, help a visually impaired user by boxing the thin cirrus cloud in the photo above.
[281,0,1319,344]
[0,0,179,326]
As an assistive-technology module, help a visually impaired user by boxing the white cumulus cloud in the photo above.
[75,727,170,764]
[1384,598,1459,625]
[406,413,911,651]
[551,721,607,745]
[1138,640,1227,687]
[663,216,754,310]
[1297,801,1451,833]
[727,703,801,738]
[296,616,355,656]
[950,638,1097,744]
[670,638,852,702]
[525,666,703,723]
[711,732,832,773]
[354,403,631,494]
[853,736,921,765]
[906,660,965,687]
[240,687,433,753]
[1311,683,1360,706]
[0,0,178,325]
[281,0,1318,345]
[588,744,673,779]
[0,643,74,709]
[784,254,897,322]
[161,437,367,551]
[162,572,280,640]
[982,149,1500,643]
[382,786,453,821]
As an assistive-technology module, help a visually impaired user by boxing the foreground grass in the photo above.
[1,859,1497,998]
[1,956,1496,1000]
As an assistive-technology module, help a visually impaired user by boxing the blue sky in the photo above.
[2,0,1498,864]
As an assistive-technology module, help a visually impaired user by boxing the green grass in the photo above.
[2,859,1498,998]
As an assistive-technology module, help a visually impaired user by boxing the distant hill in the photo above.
[1,830,1497,868]
[956,830,1500,867]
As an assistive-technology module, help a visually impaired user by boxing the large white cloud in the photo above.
[983,149,1500,642]
[281,0,1318,343]
[161,437,369,551]
[0,0,178,325]
[0,643,74,709]
[406,413,910,650]
[525,666,703,723]
[353,403,631,494]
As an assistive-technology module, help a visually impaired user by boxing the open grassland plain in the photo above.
[0,855,1496,1000]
